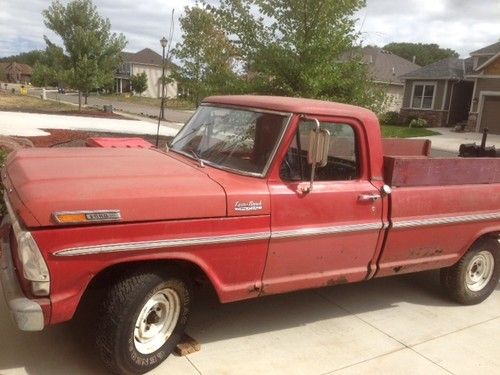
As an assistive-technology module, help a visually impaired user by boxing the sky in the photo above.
[0,0,499,59]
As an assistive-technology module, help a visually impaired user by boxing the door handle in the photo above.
[358,194,381,202]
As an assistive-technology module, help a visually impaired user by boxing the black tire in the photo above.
[441,237,500,305]
[95,267,191,375]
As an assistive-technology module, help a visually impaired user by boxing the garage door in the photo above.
[480,95,500,134]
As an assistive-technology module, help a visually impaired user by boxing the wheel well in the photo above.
[475,232,500,245]
[75,259,217,318]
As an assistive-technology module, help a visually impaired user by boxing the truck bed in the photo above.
[376,155,500,278]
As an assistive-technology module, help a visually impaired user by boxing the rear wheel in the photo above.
[441,237,499,305]
[95,268,191,374]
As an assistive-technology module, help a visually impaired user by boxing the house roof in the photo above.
[122,48,163,66]
[344,46,420,84]
[364,46,420,84]
[0,62,33,75]
[475,52,500,71]
[399,57,471,79]
[470,41,500,55]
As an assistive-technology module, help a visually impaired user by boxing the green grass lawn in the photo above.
[381,125,440,138]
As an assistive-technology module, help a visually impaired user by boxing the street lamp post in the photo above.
[156,36,168,147]
[160,36,168,121]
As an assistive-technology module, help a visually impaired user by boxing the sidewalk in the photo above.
[1,272,498,374]
[415,127,500,153]
[0,111,182,138]
[27,88,193,124]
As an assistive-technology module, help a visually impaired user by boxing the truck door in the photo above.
[262,117,384,294]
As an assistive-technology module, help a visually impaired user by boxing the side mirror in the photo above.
[307,128,330,167]
[301,118,330,194]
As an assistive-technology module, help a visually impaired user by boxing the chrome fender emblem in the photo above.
[234,200,263,212]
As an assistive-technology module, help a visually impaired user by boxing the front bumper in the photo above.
[0,218,44,331]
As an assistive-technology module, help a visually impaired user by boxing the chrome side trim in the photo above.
[271,222,384,240]
[55,222,387,257]
[392,212,500,229]
[55,231,271,257]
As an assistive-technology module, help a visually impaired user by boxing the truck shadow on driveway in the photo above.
[0,271,498,374]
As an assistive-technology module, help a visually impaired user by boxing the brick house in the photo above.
[0,62,33,83]
[115,48,177,98]
[399,41,500,134]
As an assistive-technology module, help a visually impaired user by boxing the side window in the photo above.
[280,121,359,181]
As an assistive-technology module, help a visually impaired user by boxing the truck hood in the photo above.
[4,148,227,227]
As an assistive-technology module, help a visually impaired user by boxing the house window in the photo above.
[411,83,435,109]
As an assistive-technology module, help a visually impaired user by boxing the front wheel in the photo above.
[441,237,499,305]
[95,268,191,375]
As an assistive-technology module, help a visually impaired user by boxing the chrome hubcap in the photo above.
[134,288,181,354]
[466,251,495,292]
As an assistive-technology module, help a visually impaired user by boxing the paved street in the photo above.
[27,88,193,124]
[1,272,499,374]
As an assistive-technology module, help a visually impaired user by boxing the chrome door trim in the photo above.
[392,212,500,229]
[271,222,384,240]
[54,231,271,257]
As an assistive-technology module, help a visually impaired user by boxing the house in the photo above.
[399,40,500,134]
[115,48,177,98]
[0,62,33,83]
[345,46,421,112]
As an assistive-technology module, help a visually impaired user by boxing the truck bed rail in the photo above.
[384,156,500,187]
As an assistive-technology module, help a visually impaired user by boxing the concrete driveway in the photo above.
[416,127,500,153]
[0,111,181,138]
[1,272,499,374]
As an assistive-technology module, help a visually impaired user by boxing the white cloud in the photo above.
[0,0,499,59]
[357,0,500,56]
[0,0,193,56]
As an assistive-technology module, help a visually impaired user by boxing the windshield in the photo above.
[170,105,290,176]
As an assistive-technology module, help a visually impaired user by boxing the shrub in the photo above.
[378,111,401,125]
[130,72,148,96]
[409,118,428,128]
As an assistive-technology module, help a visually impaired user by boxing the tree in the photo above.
[40,0,126,110]
[31,62,58,87]
[383,43,459,66]
[0,50,46,66]
[130,71,148,95]
[173,6,245,104]
[204,0,383,110]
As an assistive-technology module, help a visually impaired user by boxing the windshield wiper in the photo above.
[190,150,205,168]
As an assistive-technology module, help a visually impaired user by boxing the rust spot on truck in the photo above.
[408,247,445,259]
[326,276,348,286]
[393,266,403,273]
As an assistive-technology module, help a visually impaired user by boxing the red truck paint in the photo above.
[2,95,500,328]
[86,137,155,148]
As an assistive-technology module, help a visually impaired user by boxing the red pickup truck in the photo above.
[1,96,499,374]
